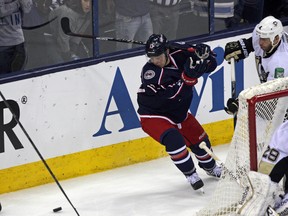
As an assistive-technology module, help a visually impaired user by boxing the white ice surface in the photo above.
[0,144,230,216]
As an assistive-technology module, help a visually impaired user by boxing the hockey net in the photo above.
[197,77,288,216]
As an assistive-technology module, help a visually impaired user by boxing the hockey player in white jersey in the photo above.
[223,16,288,215]
[228,121,288,216]
[263,121,288,215]
[223,16,288,115]
[224,15,288,82]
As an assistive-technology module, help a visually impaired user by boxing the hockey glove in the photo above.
[224,38,251,62]
[224,98,239,115]
[184,57,208,78]
[195,43,211,59]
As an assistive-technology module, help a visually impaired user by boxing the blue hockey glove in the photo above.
[184,57,209,78]
[195,43,211,59]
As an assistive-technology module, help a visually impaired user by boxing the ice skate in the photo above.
[187,172,204,190]
[205,165,222,178]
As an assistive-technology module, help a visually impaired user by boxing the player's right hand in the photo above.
[224,39,249,62]
[195,43,211,59]
[224,98,239,115]
[184,57,209,78]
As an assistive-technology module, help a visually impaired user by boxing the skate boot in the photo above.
[186,172,204,190]
[205,165,222,178]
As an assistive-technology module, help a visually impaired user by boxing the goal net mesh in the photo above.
[197,77,288,216]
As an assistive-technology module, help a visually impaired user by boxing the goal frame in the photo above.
[248,89,288,171]
[197,77,288,216]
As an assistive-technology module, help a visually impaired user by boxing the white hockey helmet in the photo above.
[255,16,283,44]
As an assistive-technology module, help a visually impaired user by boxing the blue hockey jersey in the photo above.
[137,43,217,123]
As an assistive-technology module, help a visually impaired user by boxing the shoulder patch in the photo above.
[274,67,284,78]
[143,70,156,80]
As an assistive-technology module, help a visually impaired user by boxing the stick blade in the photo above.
[61,17,71,34]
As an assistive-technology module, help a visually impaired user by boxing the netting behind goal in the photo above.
[197,77,288,216]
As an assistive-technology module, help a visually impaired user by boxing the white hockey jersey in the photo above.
[252,29,288,81]
[262,121,288,165]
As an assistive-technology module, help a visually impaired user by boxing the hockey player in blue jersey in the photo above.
[137,34,222,190]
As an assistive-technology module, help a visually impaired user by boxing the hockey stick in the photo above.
[0,92,80,216]
[199,142,254,210]
[22,16,57,30]
[199,142,245,185]
[230,58,237,128]
[61,17,145,45]
[60,17,196,52]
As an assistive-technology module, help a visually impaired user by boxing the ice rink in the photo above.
[0,144,230,216]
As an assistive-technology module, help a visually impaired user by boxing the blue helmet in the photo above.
[145,34,168,57]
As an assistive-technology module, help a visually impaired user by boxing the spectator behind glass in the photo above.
[149,0,182,40]
[47,0,92,63]
[107,0,152,51]
[263,0,288,19]
[225,0,263,28]
[21,0,64,70]
[0,0,32,73]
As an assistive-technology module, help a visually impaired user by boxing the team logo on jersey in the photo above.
[143,70,155,80]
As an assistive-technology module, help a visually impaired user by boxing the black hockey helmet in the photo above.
[145,34,168,57]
